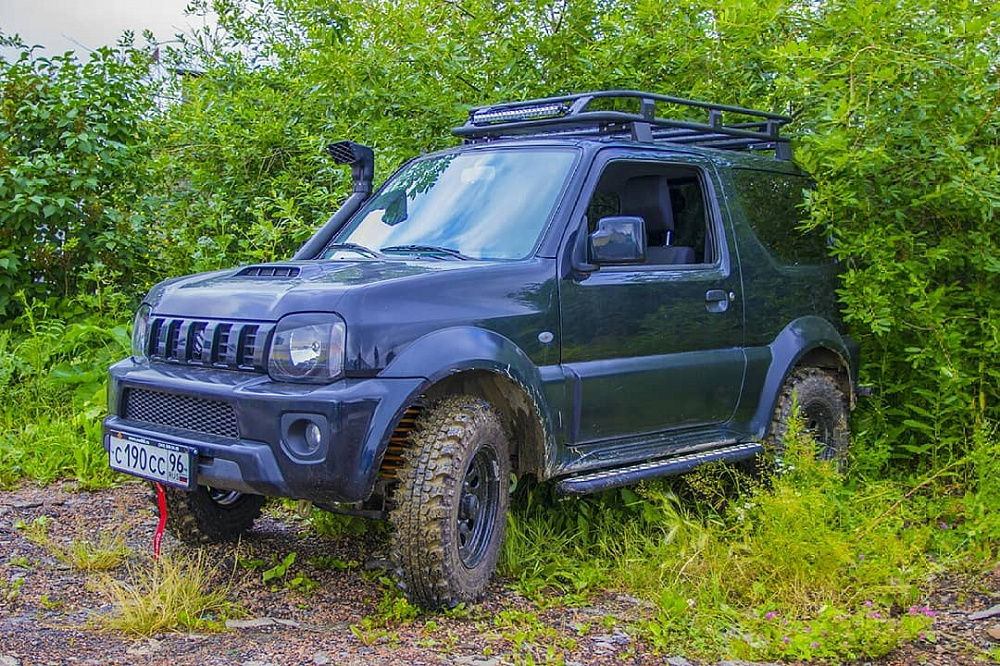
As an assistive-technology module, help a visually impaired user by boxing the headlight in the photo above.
[131,303,152,363]
[268,313,346,382]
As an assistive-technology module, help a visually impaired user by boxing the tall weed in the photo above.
[501,415,990,660]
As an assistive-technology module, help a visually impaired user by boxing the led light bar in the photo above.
[471,103,568,126]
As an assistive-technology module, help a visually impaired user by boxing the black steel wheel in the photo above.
[389,395,511,609]
[457,445,502,569]
[158,484,265,544]
[768,367,850,465]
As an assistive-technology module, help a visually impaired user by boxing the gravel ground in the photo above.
[0,482,997,666]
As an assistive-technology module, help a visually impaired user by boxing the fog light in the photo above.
[280,413,330,463]
[305,422,323,452]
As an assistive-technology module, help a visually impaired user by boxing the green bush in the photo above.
[0,34,158,317]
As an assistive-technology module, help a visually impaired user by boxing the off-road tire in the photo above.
[389,395,511,609]
[157,485,265,544]
[768,367,850,465]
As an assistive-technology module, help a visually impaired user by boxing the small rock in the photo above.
[666,658,693,666]
[125,640,161,658]
[227,618,277,629]
[453,658,499,666]
[312,654,330,665]
[987,625,1000,641]
[591,629,631,646]
[969,604,1000,621]
[0,655,22,666]
[242,661,276,666]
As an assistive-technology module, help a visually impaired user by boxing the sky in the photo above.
[1,0,213,59]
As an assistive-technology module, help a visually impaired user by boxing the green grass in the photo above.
[500,416,999,661]
[0,407,119,489]
[100,552,240,636]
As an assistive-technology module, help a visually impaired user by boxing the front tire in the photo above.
[159,485,265,544]
[768,367,850,464]
[389,396,511,609]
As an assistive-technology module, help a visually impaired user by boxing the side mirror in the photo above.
[589,216,646,264]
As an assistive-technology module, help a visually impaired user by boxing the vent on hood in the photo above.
[236,265,301,278]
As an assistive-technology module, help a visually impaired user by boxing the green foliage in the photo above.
[2,0,997,475]
[0,295,126,489]
[143,0,999,469]
[0,33,158,316]
[20,515,130,571]
[502,418,988,660]
[259,551,319,593]
[781,2,1000,468]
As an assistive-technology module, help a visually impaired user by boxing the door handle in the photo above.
[705,289,732,313]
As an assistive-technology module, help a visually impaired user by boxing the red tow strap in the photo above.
[153,482,168,560]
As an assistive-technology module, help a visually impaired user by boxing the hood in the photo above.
[146,259,482,321]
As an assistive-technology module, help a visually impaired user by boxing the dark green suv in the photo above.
[104,91,859,608]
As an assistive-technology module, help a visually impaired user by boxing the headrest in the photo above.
[622,176,674,234]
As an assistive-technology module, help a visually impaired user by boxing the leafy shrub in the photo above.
[0,34,158,316]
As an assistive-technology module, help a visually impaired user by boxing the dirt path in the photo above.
[0,483,997,666]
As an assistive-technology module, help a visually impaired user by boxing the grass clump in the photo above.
[100,552,239,636]
[55,531,130,571]
[17,516,130,571]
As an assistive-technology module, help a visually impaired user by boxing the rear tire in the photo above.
[768,367,850,465]
[389,395,510,609]
[158,485,265,544]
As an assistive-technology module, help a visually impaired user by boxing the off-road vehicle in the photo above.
[104,90,859,608]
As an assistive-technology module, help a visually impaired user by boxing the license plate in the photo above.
[107,431,195,489]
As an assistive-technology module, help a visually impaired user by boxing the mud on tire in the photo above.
[389,395,511,609]
[768,367,850,465]
[158,485,265,544]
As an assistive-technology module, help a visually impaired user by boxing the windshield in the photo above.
[327,148,577,260]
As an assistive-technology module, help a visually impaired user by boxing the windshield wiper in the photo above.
[381,245,473,260]
[322,242,385,259]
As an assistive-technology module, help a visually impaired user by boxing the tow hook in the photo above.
[153,482,168,559]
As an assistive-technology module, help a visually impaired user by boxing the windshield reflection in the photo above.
[328,148,577,260]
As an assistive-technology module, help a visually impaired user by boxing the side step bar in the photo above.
[555,442,764,495]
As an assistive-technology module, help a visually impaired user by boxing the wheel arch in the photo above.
[748,316,857,439]
[420,369,548,480]
[374,326,556,483]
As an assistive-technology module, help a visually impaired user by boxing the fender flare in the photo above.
[367,326,556,479]
[748,316,856,438]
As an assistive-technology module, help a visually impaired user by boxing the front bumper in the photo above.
[103,359,425,504]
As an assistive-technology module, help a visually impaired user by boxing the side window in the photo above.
[732,168,831,265]
[585,161,715,266]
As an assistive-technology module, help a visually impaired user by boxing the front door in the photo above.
[559,155,745,445]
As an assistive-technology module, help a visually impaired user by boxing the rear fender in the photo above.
[749,316,856,438]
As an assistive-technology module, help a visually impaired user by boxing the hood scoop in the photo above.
[235,265,301,279]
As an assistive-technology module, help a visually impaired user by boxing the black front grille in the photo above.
[147,317,273,372]
[123,388,239,439]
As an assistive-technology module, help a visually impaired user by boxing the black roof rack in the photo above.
[453,90,793,160]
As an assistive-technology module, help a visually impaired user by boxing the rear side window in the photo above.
[732,168,831,265]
